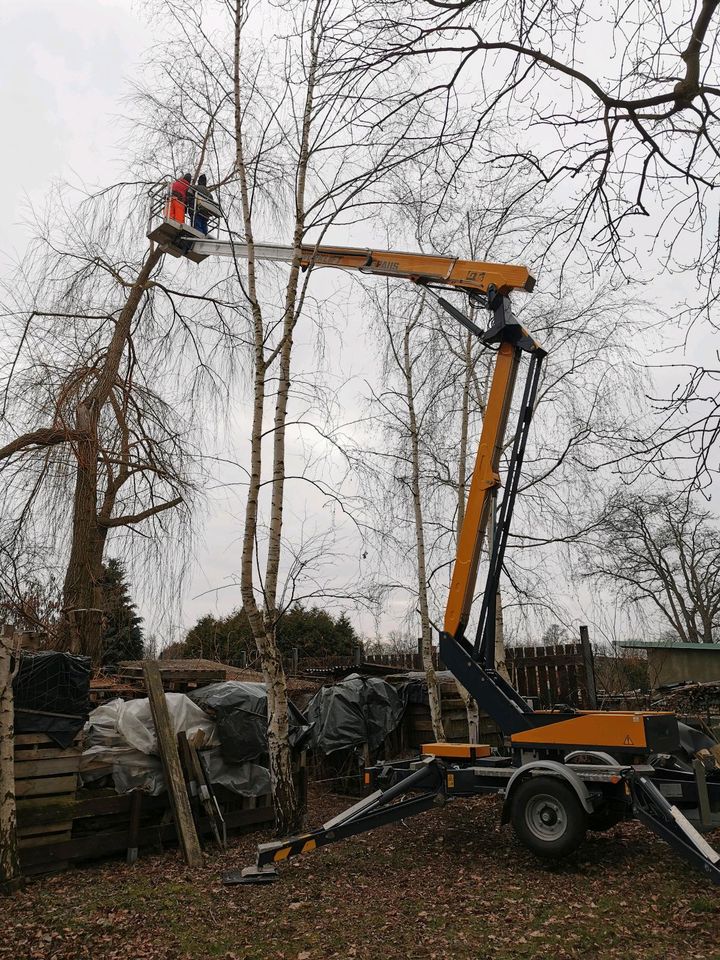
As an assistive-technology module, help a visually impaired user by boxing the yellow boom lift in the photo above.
[148,184,720,886]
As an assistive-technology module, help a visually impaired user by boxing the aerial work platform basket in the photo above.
[147,180,222,263]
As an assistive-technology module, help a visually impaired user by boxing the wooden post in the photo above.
[142,661,203,867]
[126,789,143,865]
[0,625,21,892]
[579,625,598,710]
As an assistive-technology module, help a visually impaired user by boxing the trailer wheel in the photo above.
[511,776,587,859]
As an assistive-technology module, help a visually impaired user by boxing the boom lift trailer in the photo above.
[148,197,720,886]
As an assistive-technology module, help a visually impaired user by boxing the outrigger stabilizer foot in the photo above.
[223,864,279,886]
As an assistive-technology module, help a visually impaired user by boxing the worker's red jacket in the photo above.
[171,178,190,200]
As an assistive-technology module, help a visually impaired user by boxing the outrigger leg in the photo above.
[223,757,444,886]
[628,770,720,884]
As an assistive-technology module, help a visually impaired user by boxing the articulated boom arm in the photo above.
[149,202,543,684]
[159,231,534,298]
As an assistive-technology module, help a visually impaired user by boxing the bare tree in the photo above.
[348,2,720,485]
[373,288,447,738]
[583,489,720,644]
[131,0,459,832]
[0,624,20,892]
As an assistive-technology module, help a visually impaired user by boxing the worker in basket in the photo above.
[165,172,192,225]
[190,173,213,235]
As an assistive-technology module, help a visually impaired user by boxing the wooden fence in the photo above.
[506,642,589,707]
[297,639,596,709]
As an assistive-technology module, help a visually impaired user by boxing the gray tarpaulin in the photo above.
[306,673,404,756]
[81,695,268,797]
[190,681,312,764]
[388,670,457,706]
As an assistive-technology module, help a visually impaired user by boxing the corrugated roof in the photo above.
[615,640,720,651]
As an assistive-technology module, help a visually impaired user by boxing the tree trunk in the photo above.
[62,404,104,658]
[403,321,445,741]
[494,588,510,682]
[233,0,300,835]
[487,491,511,682]
[454,331,481,736]
[0,626,21,893]
[62,247,161,659]
[456,681,480,742]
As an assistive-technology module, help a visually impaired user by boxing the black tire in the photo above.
[511,775,587,859]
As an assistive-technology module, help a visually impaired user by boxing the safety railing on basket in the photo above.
[148,177,222,240]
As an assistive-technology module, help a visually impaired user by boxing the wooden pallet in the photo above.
[15,732,82,873]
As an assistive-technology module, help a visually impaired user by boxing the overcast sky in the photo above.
[0,1,383,645]
[1,1,712,651]
[0,1,150,262]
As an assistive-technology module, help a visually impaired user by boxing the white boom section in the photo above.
[190,240,304,263]
[186,238,535,296]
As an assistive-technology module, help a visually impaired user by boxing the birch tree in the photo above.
[0,625,20,892]
[134,0,457,831]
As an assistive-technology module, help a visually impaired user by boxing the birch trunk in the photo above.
[454,331,480,738]
[233,0,301,835]
[0,625,20,893]
[494,588,510,682]
[402,321,445,741]
[487,491,511,683]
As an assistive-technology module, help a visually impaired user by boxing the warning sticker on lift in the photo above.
[624,735,634,745]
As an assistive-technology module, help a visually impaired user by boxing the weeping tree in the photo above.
[0,175,246,657]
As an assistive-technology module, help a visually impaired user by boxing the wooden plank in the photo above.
[15,790,167,828]
[15,775,77,798]
[142,661,202,868]
[14,745,81,761]
[126,791,143,865]
[19,829,72,849]
[18,821,72,839]
[14,733,82,747]
[14,757,81,778]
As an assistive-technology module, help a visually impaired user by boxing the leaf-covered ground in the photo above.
[3,788,720,960]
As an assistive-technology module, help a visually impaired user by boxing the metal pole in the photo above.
[579,625,598,709]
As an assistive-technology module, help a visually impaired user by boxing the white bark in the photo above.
[453,331,483,736]
[0,625,20,890]
[232,0,299,834]
[402,318,445,741]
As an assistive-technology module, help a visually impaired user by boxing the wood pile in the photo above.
[17,764,281,877]
[386,673,503,751]
[15,732,82,875]
[13,658,314,877]
[653,679,720,716]
[105,659,320,706]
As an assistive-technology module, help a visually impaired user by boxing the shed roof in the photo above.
[615,640,720,652]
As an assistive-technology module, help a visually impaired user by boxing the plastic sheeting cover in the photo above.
[190,681,312,764]
[13,650,91,744]
[81,695,273,797]
[14,650,91,716]
[306,673,404,755]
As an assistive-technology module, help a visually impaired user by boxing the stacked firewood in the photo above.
[653,679,720,717]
